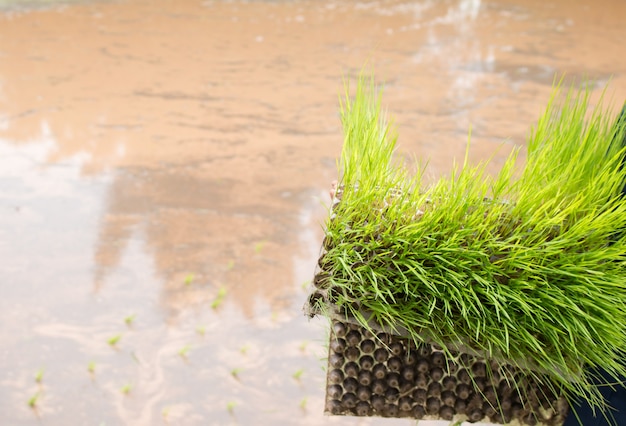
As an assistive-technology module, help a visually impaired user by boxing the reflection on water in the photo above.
[0,0,625,424]
[94,167,299,319]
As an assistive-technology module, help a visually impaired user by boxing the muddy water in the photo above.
[0,0,625,425]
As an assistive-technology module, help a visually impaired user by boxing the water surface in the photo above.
[1,0,625,424]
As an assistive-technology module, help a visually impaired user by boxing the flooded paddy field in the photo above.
[1,0,625,425]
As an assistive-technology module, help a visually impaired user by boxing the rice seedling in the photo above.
[254,241,266,253]
[226,401,237,413]
[211,285,228,309]
[298,341,308,352]
[124,314,136,326]
[230,368,243,379]
[34,369,44,383]
[196,325,206,336]
[239,344,250,355]
[120,383,132,395]
[178,345,191,358]
[28,392,40,408]
[87,361,96,374]
[293,369,304,380]
[299,397,308,410]
[107,334,121,346]
[183,274,194,286]
[313,74,626,417]
[226,259,235,270]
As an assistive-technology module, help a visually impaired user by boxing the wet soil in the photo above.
[0,0,625,425]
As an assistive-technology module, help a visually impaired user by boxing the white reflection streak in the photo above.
[0,124,56,172]
[0,120,92,194]
[292,193,325,290]
[459,0,481,21]
[442,0,485,105]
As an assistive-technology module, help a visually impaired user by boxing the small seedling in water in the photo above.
[178,345,191,358]
[120,383,132,395]
[34,369,44,383]
[254,241,266,253]
[183,274,194,286]
[124,314,136,326]
[28,392,40,408]
[292,369,304,380]
[108,334,122,346]
[239,345,250,355]
[196,325,206,336]
[230,368,243,379]
[298,341,308,352]
[87,361,96,374]
[226,401,237,413]
[299,397,308,410]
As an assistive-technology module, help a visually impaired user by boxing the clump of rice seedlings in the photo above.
[316,75,626,415]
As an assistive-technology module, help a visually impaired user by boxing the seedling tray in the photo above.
[321,316,568,424]
[304,189,569,424]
